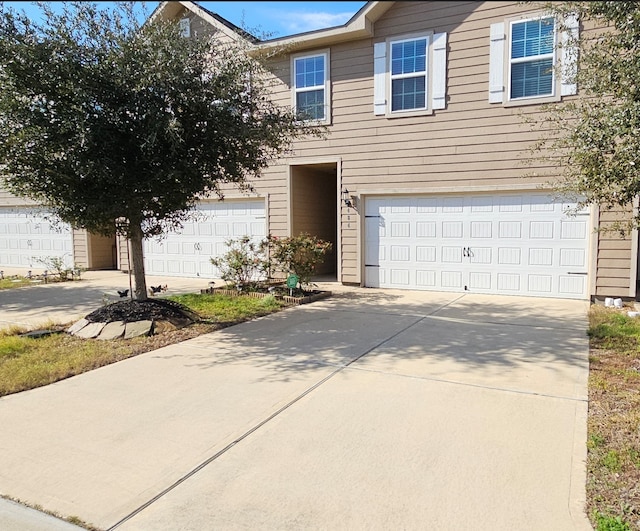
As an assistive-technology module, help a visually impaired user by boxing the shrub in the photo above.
[210,236,270,288]
[211,233,332,290]
[32,256,84,281]
[266,233,332,287]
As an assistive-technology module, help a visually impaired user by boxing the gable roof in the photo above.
[150,1,259,43]
[151,1,395,51]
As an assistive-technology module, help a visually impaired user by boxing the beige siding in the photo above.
[596,207,636,298]
[73,230,89,269]
[87,233,116,269]
[2,1,632,296]
[260,1,584,285]
[0,186,37,207]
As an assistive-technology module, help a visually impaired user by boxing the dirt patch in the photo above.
[588,344,640,528]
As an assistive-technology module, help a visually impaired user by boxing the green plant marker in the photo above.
[286,274,299,296]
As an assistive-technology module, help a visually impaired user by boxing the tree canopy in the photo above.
[533,1,640,230]
[0,1,318,298]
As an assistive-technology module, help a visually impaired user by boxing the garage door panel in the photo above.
[498,273,520,291]
[499,221,522,239]
[469,272,492,290]
[470,248,492,264]
[416,246,436,263]
[560,220,587,239]
[529,248,553,266]
[442,247,462,263]
[442,221,463,238]
[364,193,590,299]
[559,275,585,295]
[560,249,585,267]
[471,196,494,212]
[416,269,436,287]
[142,200,266,278]
[0,207,73,269]
[441,271,463,288]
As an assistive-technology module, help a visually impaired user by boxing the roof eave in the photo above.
[253,1,394,53]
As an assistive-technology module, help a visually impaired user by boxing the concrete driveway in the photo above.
[0,270,213,328]
[0,282,591,530]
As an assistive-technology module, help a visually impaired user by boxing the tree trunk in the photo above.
[129,221,148,300]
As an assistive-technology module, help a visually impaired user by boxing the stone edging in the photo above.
[201,287,332,306]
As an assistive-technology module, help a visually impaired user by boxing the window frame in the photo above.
[386,31,433,117]
[507,15,558,102]
[291,50,331,125]
[389,35,429,114]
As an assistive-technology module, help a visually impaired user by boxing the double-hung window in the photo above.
[390,37,428,112]
[292,52,329,123]
[509,17,555,100]
[373,31,447,117]
[489,13,578,105]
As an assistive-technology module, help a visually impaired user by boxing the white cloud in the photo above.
[277,10,354,33]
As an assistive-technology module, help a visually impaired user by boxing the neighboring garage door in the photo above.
[0,207,74,269]
[143,199,266,278]
[364,193,590,299]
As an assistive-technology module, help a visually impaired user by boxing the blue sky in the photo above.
[2,2,368,38]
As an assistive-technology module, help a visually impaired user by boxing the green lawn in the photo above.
[0,293,286,397]
[587,305,640,531]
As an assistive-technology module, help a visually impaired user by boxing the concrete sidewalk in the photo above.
[0,286,591,530]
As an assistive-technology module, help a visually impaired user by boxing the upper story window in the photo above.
[373,31,448,117]
[179,18,191,38]
[509,17,555,100]
[489,13,578,105]
[292,51,330,123]
[390,37,428,112]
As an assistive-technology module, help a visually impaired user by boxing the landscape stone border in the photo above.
[201,287,332,306]
[67,319,153,340]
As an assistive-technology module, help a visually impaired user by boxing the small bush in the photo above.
[266,233,332,287]
[210,236,270,288]
[593,511,630,531]
[210,233,332,290]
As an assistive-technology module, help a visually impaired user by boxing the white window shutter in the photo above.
[432,32,447,110]
[373,42,387,115]
[561,13,579,96]
[489,22,505,103]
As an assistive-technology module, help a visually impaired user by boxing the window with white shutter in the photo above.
[373,31,447,117]
[489,13,578,105]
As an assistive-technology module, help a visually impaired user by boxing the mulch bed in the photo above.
[84,299,198,324]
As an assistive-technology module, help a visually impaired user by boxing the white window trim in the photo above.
[179,18,191,38]
[374,30,446,118]
[291,50,331,125]
[489,12,578,106]
[388,35,430,114]
[507,16,557,102]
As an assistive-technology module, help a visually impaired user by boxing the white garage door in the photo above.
[0,207,74,269]
[364,193,591,299]
[143,199,266,278]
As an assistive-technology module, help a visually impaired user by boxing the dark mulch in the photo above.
[85,298,198,324]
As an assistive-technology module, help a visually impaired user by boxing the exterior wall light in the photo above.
[342,188,353,208]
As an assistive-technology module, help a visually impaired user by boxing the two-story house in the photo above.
[1,1,636,302]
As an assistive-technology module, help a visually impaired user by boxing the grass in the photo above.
[0,277,38,290]
[587,305,640,530]
[0,293,286,397]
[168,292,282,323]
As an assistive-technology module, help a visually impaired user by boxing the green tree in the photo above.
[0,1,318,299]
[532,2,640,231]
